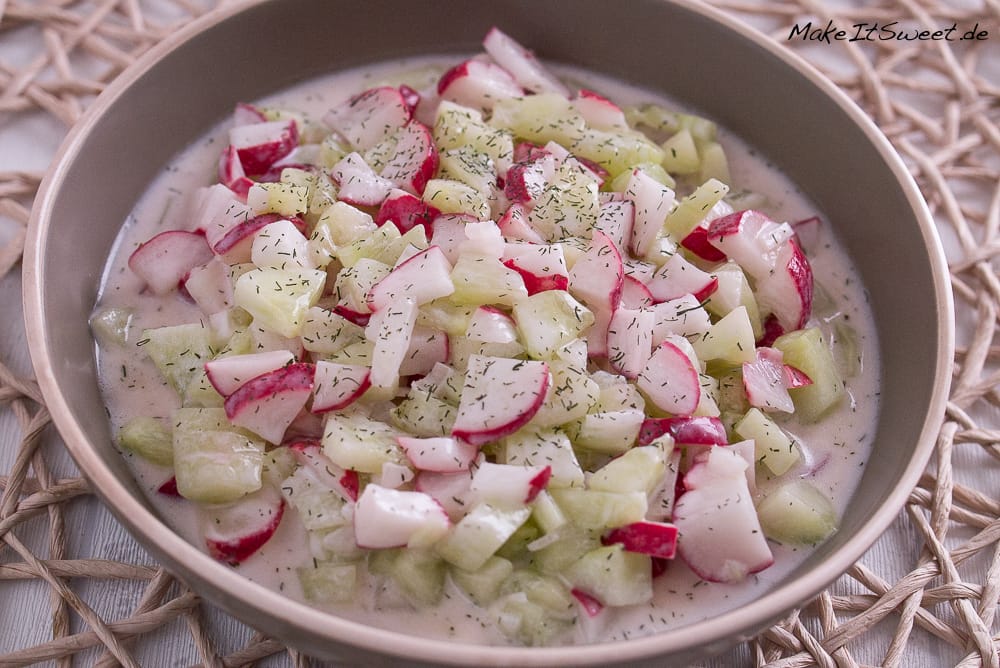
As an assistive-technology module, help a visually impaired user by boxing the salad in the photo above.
[91,27,861,646]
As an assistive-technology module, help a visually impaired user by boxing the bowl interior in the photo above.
[25,0,952,665]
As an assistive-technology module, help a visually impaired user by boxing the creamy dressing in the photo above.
[93,55,879,647]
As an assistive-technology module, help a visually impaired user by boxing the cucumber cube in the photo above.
[735,407,800,476]
[233,267,326,338]
[297,562,357,603]
[756,480,837,545]
[565,543,653,607]
[117,416,173,466]
[139,322,216,395]
[451,555,514,606]
[436,503,532,572]
[173,427,264,504]
[773,327,845,421]
[549,488,647,530]
[513,291,594,360]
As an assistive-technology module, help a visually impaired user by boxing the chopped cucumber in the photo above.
[756,480,837,545]
[117,416,173,466]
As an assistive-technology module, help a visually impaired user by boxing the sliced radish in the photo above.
[218,144,254,198]
[497,202,546,244]
[603,521,679,559]
[636,338,701,416]
[625,169,675,259]
[223,362,315,444]
[323,86,411,151]
[202,485,285,565]
[673,447,773,583]
[438,58,525,112]
[376,189,441,234]
[233,102,267,126]
[572,89,628,131]
[706,209,795,280]
[330,152,395,206]
[784,363,813,389]
[755,237,813,332]
[743,346,794,413]
[183,257,233,314]
[792,215,822,253]
[205,349,297,397]
[288,439,360,502]
[595,199,635,251]
[353,484,450,549]
[606,307,655,380]
[212,213,299,263]
[367,245,455,311]
[413,470,474,520]
[398,436,478,473]
[380,121,439,195]
[366,297,418,393]
[228,119,298,175]
[192,184,253,246]
[638,416,728,447]
[311,361,371,413]
[452,355,550,446]
[157,477,181,497]
[128,230,214,296]
[645,253,718,303]
[399,326,449,377]
[567,230,624,357]
[571,588,605,618]
[482,27,570,97]
[620,275,654,309]
[504,152,557,205]
[680,225,727,262]
[501,243,569,295]
[470,461,552,506]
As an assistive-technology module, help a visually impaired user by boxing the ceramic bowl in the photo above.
[24,0,953,665]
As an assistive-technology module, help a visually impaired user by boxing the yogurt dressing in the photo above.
[93,55,879,647]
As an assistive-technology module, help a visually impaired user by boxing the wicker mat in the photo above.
[1,1,998,666]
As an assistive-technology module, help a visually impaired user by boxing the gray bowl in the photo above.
[24,0,953,665]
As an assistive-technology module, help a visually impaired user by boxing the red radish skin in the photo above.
[323,86,411,151]
[203,489,286,565]
[571,588,605,617]
[311,361,372,413]
[333,305,371,327]
[743,347,794,413]
[437,59,524,112]
[229,119,299,176]
[380,121,439,195]
[452,357,551,447]
[756,238,813,331]
[218,145,254,198]
[223,363,315,444]
[205,349,297,397]
[638,416,728,447]
[681,225,727,262]
[366,245,455,312]
[233,102,267,126]
[603,521,679,560]
[636,340,701,416]
[619,275,654,309]
[213,213,304,261]
[157,477,181,497]
[376,189,441,234]
[287,439,360,502]
[397,436,479,473]
[127,229,214,296]
[398,84,421,115]
[784,364,813,388]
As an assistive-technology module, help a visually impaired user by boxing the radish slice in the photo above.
[398,436,478,473]
[438,59,525,112]
[202,485,285,565]
[353,484,450,549]
[205,349,297,397]
[603,521,679,559]
[311,361,371,413]
[223,363,315,444]
[323,86,411,151]
[452,355,550,446]
[482,27,570,97]
[127,230,213,295]
[636,338,701,416]
[743,347,794,413]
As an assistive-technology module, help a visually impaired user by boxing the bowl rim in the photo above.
[23,0,955,664]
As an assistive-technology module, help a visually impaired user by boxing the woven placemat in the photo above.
[1,1,998,666]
